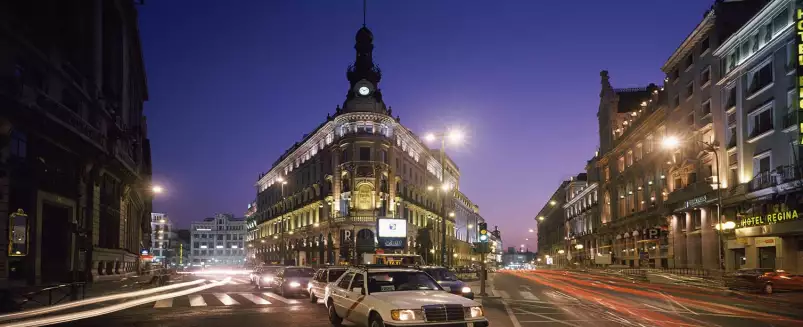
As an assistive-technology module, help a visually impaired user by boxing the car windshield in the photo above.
[425,268,459,281]
[285,268,315,277]
[367,271,442,293]
[329,269,346,281]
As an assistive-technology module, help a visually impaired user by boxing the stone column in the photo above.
[700,207,720,270]
[671,214,687,268]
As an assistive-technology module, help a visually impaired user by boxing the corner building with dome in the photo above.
[245,26,484,267]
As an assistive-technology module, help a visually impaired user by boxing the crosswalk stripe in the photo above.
[153,298,173,308]
[235,278,250,284]
[496,290,511,299]
[239,293,271,305]
[519,291,539,300]
[228,281,240,285]
[189,295,207,307]
[214,293,240,305]
[262,292,300,304]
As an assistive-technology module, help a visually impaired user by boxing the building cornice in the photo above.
[662,11,715,73]
[564,183,599,208]
[713,0,790,57]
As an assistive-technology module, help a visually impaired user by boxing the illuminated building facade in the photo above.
[535,180,569,266]
[249,25,483,267]
[711,0,802,273]
[189,213,246,266]
[149,213,175,265]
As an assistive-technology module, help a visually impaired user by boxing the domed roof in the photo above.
[356,26,373,43]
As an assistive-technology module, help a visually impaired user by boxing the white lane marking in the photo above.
[650,290,697,315]
[496,290,511,299]
[188,295,207,307]
[213,293,240,306]
[238,293,271,305]
[228,281,240,285]
[512,307,581,327]
[519,291,539,301]
[235,278,250,284]
[262,292,300,304]
[501,298,523,327]
[153,298,173,308]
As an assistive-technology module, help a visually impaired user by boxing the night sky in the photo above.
[140,0,711,251]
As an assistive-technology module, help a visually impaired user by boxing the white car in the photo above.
[309,266,348,303]
[323,266,489,327]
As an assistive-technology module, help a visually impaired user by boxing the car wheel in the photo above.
[310,290,318,303]
[764,283,773,294]
[328,300,342,326]
[369,312,384,327]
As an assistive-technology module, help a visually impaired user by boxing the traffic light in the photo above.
[478,223,488,242]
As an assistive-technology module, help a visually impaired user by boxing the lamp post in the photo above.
[425,129,464,266]
[662,136,724,270]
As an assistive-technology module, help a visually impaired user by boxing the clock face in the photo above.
[358,86,370,96]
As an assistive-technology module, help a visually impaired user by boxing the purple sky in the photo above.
[141,0,711,250]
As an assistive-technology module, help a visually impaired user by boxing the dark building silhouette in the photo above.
[0,0,152,285]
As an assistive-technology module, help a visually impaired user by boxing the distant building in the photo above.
[190,214,246,266]
[502,251,535,268]
[149,213,176,265]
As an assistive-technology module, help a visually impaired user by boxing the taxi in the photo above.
[323,265,489,327]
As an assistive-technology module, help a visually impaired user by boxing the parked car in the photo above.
[272,266,316,297]
[421,266,474,299]
[309,266,348,303]
[324,265,488,327]
[725,268,803,294]
[252,266,282,289]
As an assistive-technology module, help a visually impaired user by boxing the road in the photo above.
[48,275,335,327]
[491,270,803,327]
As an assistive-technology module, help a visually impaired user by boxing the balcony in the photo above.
[748,165,802,192]
[665,181,714,206]
[332,214,378,224]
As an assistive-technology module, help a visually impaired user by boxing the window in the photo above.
[618,156,625,172]
[727,126,737,148]
[604,166,610,181]
[645,134,654,153]
[9,130,26,158]
[701,99,711,116]
[787,89,796,113]
[790,141,800,164]
[359,147,371,161]
[748,61,773,96]
[684,54,694,70]
[380,149,388,163]
[772,8,790,36]
[700,66,711,87]
[635,143,643,161]
[686,112,694,126]
[626,150,633,167]
[342,148,350,162]
[685,81,694,99]
[787,42,795,70]
[724,85,736,109]
[672,95,680,108]
[747,102,774,139]
[753,151,772,176]
[700,36,710,54]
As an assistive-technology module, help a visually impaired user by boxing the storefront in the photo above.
[726,197,803,273]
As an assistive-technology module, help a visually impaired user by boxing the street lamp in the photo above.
[151,185,164,194]
[549,200,557,206]
[537,216,545,222]
[424,128,465,266]
[663,135,724,270]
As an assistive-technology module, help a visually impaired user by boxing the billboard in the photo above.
[376,218,407,249]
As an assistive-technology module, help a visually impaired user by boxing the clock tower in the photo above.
[342,25,388,114]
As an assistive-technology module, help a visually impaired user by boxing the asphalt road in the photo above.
[50,275,337,327]
[492,270,803,327]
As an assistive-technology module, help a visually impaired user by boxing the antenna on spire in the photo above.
[362,0,367,27]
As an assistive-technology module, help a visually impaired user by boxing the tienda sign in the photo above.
[737,209,800,228]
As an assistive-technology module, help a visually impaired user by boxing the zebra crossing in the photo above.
[147,291,304,308]
[491,289,541,301]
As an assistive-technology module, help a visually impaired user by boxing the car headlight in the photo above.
[262,276,273,282]
[390,309,424,321]
[461,286,472,293]
[289,281,301,288]
[464,306,484,318]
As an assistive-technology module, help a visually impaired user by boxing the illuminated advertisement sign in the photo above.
[377,218,407,238]
[376,218,406,249]
[737,209,800,228]
[796,1,803,147]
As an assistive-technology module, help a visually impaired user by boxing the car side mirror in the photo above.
[351,288,364,295]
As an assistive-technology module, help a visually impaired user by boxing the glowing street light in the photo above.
[558,250,565,254]
[427,185,434,191]
[448,129,464,143]
[528,228,534,232]
[151,185,164,194]
[549,200,557,206]
[538,216,545,221]
[662,136,680,149]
